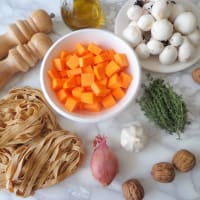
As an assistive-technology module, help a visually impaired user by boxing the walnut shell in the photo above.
[172,149,196,172]
[151,162,175,183]
[122,179,144,200]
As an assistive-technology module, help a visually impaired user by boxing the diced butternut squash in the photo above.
[67,68,82,77]
[79,54,94,67]
[102,94,116,108]
[64,97,78,112]
[57,89,69,102]
[82,65,93,73]
[91,82,109,96]
[114,53,129,68]
[94,52,110,64]
[75,75,81,86]
[47,42,133,113]
[84,101,101,112]
[76,43,88,56]
[98,78,108,86]
[105,61,121,77]
[81,73,94,87]
[63,77,76,89]
[66,55,79,69]
[53,58,66,71]
[60,51,69,59]
[120,72,133,89]
[93,63,106,80]
[108,73,121,89]
[51,79,63,90]
[48,68,60,80]
[88,43,102,55]
[112,87,125,100]
[81,92,94,104]
[72,87,84,98]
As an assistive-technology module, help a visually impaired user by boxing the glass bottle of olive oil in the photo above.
[61,0,104,30]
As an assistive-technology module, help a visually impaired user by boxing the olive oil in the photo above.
[61,0,104,30]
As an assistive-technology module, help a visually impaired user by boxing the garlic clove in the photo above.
[147,38,164,55]
[178,38,195,62]
[151,19,173,41]
[169,32,183,47]
[135,43,150,59]
[120,124,146,152]
[126,5,143,21]
[122,24,143,48]
[137,14,155,31]
[188,29,200,46]
[159,45,178,65]
[174,12,197,35]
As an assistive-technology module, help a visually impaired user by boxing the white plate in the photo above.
[115,0,200,73]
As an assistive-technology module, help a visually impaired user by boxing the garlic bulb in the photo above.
[169,3,185,22]
[174,12,197,35]
[120,123,146,152]
[147,38,164,55]
[188,29,200,46]
[137,14,155,31]
[127,5,143,21]
[151,19,173,41]
[169,32,183,47]
[178,38,195,62]
[122,24,143,48]
[151,0,171,20]
[135,43,150,59]
[159,45,178,65]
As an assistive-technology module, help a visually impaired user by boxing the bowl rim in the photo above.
[40,28,141,123]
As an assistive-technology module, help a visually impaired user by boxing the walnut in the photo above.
[151,162,175,183]
[172,149,196,172]
[122,179,144,200]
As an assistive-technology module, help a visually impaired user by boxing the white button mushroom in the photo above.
[135,43,150,59]
[151,19,173,41]
[188,29,200,46]
[137,14,155,31]
[169,32,183,47]
[147,38,164,55]
[169,2,185,22]
[159,45,178,65]
[174,12,197,35]
[178,38,195,62]
[127,5,143,21]
[122,24,143,48]
[151,0,171,20]
[143,2,154,13]
[120,123,146,152]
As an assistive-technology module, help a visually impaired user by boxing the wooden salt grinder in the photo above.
[0,9,53,59]
[0,33,52,89]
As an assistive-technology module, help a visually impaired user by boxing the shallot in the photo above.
[90,135,118,186]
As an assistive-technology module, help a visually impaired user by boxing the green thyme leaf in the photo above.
[138,78,189,137]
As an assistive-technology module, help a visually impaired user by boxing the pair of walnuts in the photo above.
[151,149,196,183]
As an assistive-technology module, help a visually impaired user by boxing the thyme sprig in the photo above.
[138,78,189,137]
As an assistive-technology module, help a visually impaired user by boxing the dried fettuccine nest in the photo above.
[0,147,13,188]
[5,130,85,197]
[0,87,58,147]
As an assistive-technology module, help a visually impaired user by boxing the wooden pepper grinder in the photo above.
[0,33,52,89]
[0,9,53,59]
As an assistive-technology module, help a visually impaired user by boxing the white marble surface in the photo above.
[0,0,200,200]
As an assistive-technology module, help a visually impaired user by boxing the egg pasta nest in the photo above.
[0,87,85,197]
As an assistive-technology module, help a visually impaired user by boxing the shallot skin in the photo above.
[90,136,119,186]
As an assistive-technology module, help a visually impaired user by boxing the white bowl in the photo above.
[40,29,141,123]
